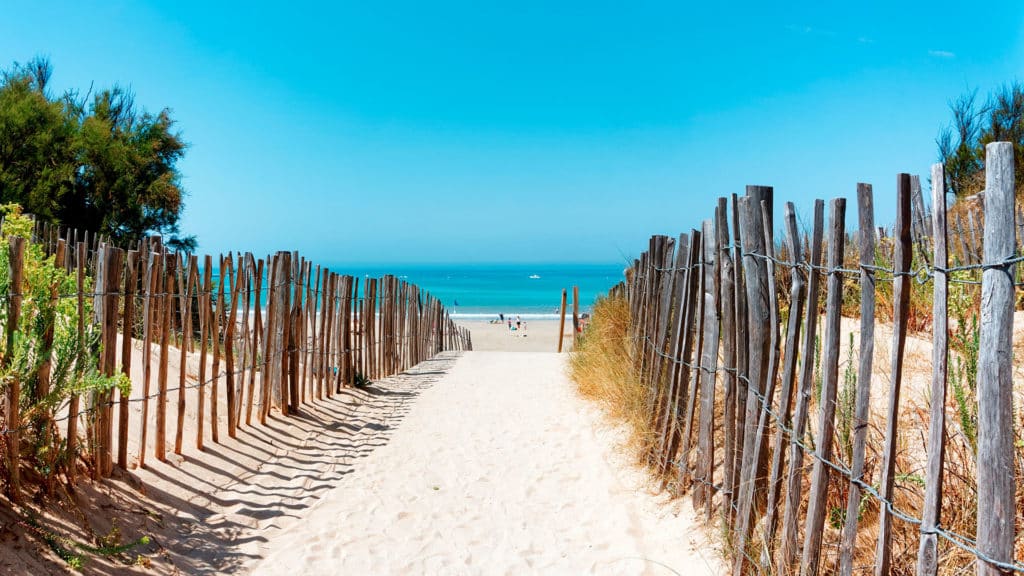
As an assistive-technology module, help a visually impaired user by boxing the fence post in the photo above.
[225,255,241,433]
[118,250,138,469]
[763,202,806,564]
[99,247,123,477]
[915,165,948,575]
[874,174,913,576]
[197,256,212,449]
[733,185,773,576]
[695,218,720,517]
[247,258,264,425]
[779,199,825,575]
[839,184,877,576]
[342,275,354,388]
[649,235,684,464]
[800,198,846,576]
[557,289,567,352]
[659,230,700,479]
[156,253,174,462]
[730,193,748,531]
[679,233,706,489]
[572,285,581,347]
[286,256,299,413]
[976,141,1016,576]
[716,199,738,526]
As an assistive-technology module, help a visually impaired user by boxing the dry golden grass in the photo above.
[570,285,1024,574]
[568,293,655,468]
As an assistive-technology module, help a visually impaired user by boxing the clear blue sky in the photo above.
[2,2,1022,263]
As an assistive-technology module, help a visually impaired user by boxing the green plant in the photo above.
[948,277,980,452]
[0,58,195,248]
[353,372,371,388]
[20,514,151,571]
[813,333,822,406]
[0,203,125,489]
[836,332,857,463]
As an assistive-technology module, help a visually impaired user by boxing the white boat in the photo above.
[529,274,541,279]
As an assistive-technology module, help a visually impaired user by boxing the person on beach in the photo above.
[508,318,513,332]
[516,315,521,332]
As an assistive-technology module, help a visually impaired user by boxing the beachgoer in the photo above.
[508,319,513,332]
[516,315,521,331]
[499,313,504,322]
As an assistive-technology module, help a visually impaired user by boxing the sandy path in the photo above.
[250,352,722,575]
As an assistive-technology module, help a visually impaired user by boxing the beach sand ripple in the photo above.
[250,352,722,575]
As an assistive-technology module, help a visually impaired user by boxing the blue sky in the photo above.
[2,2,1022,263]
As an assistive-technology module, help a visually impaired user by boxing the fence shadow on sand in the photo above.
[59,352,460,575]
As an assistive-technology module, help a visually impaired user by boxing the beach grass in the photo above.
[568,293,654,467]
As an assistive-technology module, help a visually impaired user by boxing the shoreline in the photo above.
[456,319,579,352]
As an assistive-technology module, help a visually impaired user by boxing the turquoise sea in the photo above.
[328,263,626,320]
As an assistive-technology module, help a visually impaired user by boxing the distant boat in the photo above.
[529,274,541,279]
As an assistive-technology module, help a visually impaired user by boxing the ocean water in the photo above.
[327,263,626,320]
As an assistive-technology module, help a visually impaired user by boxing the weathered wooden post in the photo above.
[779,199,824,575]
[975,142,1016,576]
[839,184,877,576]
[733,185,773,576]
[99,247,123,477]
[557,289,568,353]
[916,165,949,576]
[649,234,685,464]
[800,198,846,576]
[197,256,212,449]
[658,232,699,478]
[716,199,738,525]
[875,174,913,576]
[119,250,137,469]
[731,193,749,520]
[680,232,706,488]
[156,253,174,462]
[694,219,720,516]
[572,285,581,346]
[762,202,806,564]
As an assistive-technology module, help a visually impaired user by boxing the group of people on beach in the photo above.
[494,313,527,337]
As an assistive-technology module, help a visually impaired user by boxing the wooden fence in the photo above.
[1,229,470,499]
[615,142,1022,575]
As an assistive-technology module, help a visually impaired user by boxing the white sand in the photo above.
[457,319,577,352]
[250,351,722,575]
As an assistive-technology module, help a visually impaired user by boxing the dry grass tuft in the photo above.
[568,293,655,467]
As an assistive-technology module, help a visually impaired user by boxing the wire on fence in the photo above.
[646,243,1024,288]
[634,330,1024,574]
